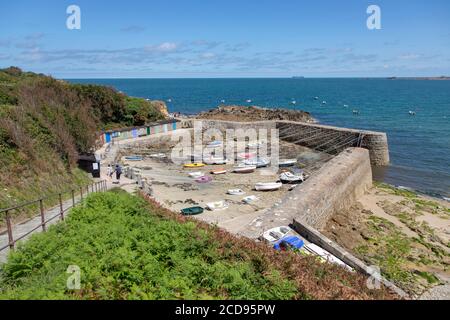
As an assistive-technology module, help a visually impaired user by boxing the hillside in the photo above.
[0,67,167,216]
[0,190,397,300]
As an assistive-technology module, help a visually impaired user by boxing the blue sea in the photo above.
[68,78,450,198]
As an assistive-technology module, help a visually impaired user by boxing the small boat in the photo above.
[352,109,360,115]
[206,140,223,148]
[244,157,270,168]
[167,98,172,103]
[409,111,416,116]
[203,157,228,165]
[314,96,319,100]
[149,153,166,158]
[261,226,294,244]
[220,99,226,103]
[227,189,245,195]
[184,163,205,168]
[124,155,143,161]
[322,100,327,104]
[279,172,304,184]
[343,104,349,108]
[290,100,297,105]
[302,243,354,272]
[233,165,256,173]
[211,168,227,175]
[246,99,252,103]
[195,176,212,183]
[278,159,297,167]
[254,182,282,191]
[242,195,258,204]
[181,206,204,216]
[206,200,228,211]
[188,171,203,178]
[237,152,256,160]
[273,236,305,251]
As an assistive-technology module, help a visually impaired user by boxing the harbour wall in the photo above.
[240,147,373,237]
[181,119,389,166]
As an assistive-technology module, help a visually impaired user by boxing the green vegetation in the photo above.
[0,67,167,217]
[0,191,395,300]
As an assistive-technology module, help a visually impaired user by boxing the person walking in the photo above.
[106,164,113,179]
[115,164,122,182]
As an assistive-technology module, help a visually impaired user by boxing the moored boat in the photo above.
[195,176,212,183]
[254,182,282,191]
[260,226,295,244]
[184,163,205,168]
[273,236,305,251]
[279,171,304,184]
[203,157,228,165]
[233,165,256,173]
[124,155,143,161]
[242,195,258,204]
[278,159,297,167]
[244,157,270,168]
[188,171,203,178]
[227,189,245,195]
[181,206,204,216]
[206,200,228,211]
[211,168,227,175]
[302,243,354,272]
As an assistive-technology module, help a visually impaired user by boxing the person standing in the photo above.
[115,164,122,182]
[106,164,113,179]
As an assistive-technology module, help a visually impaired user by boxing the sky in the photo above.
[1,0,449,78]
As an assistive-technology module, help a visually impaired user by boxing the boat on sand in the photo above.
[181,206,204,216]
[188,171,203,178]
[184,163,205,168]
[254,182,282,191]
[206,200,228,211]
[242,195,258,203]
[279,172,304,184]
[233,165,256,173]
[227,189,245,195]
[195,176,212,183]
[211,168,227,175]
[278,159,297,167]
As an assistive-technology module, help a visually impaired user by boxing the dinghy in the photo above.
[302,243,354,272]
[195,176,212,183]
[203,157,228,165]
[261,226,294,244]
[233,165,256,173]
[188,171,203,178]
[279,172,304,184]
[180,206,204,216]
[206,200,228,211]
[149,153,166,158]
[184,163,205,168]
[124,155,143,161]
[227,189,245,195]
[237,152,256,160]
[211,168,227,175]
[278,159,297,167]
[254,182,282,191]
[242,195,258,204]
[244,157,270,168]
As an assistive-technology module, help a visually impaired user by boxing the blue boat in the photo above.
[125,155,143,161]
[273,236,304,251]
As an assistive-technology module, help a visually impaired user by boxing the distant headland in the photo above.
[387,76,450,80]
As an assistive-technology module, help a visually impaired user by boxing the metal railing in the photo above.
[0,180,108,252]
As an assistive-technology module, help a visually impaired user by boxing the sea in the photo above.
[67,78,450,199]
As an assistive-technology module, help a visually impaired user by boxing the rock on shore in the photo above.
[196,105,315,123]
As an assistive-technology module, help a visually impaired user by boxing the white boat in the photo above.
[322,100,327,104]
[227,189,245,195]
[242,195,258,204]
[279,172,304,184]
[206,200,228,211]
[188,171,203,178]
[203,157,228,165]
[246,99,252,103]
[244,157,270,168]
[254,182,283,191]
[150,153,166,158]
[314,96,319,100]
[290,100,296,105]
[206,141,223,148]
[260,226,295,244]
[409,110,416,116]
[302,243,354,272]
[233,165,256,173]
[278,159,297,167]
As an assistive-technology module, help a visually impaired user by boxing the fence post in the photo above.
[72,190,75,206]
[59,193,64,221]
[95,182,98,192]
[80,187,83,200]
[39,199,46,232]
[5,210,14,250]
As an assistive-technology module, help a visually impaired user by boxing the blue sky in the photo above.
[1,0,449,78]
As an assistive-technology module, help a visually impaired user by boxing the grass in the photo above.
[0,190,396,300]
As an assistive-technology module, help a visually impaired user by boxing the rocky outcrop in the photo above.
[196,105,315,123]
[152,100,170,118]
